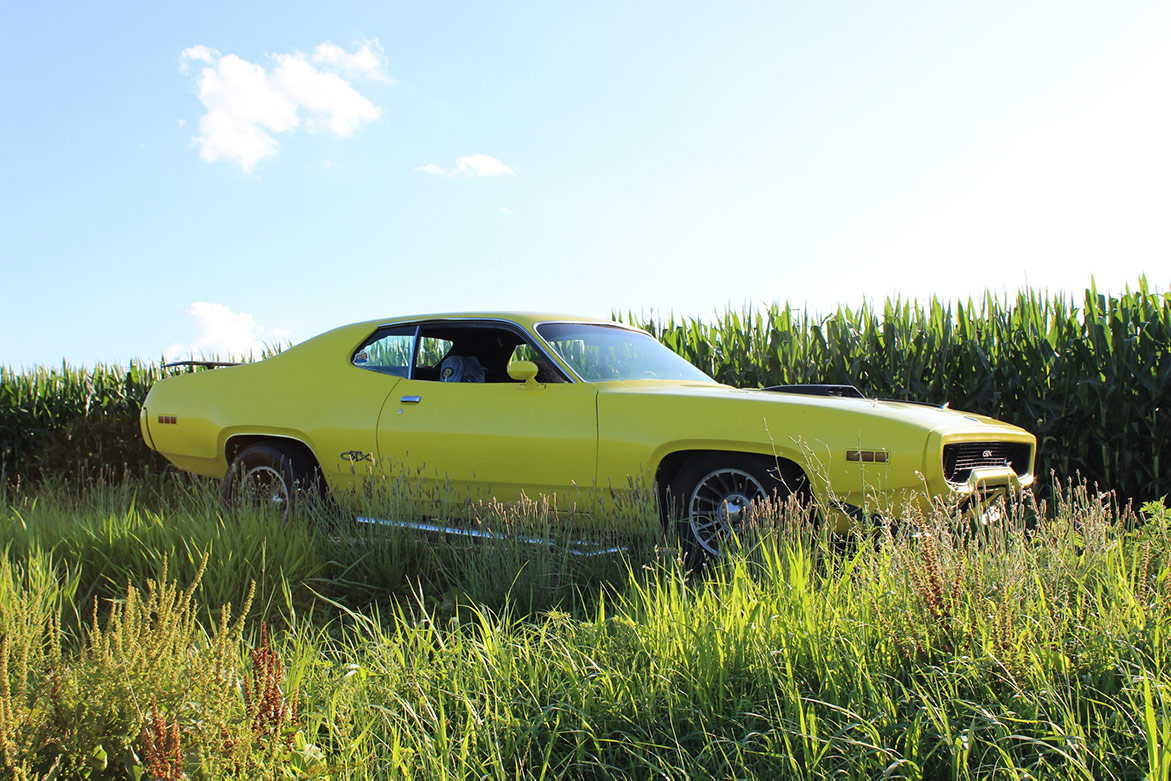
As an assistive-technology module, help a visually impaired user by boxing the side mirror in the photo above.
[507,360,540,389]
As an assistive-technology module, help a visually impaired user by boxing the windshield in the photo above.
[536,323,715,383]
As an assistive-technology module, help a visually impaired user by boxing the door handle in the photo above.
[400,395,422,404]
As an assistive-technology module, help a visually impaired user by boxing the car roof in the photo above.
[353,312,634,332]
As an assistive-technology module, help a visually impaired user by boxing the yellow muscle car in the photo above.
[141,313,1036,557]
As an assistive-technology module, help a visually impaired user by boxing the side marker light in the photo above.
[846,450,889,463]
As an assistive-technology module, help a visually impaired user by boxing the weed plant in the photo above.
[1,475,1169,777]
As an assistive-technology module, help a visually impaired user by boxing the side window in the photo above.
[353,326,415,377]
[408,324,567,384]
[414,336,454,373]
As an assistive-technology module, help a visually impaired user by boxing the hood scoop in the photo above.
[762,384,865,399]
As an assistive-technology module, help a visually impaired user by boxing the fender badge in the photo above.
[340,450,373,463]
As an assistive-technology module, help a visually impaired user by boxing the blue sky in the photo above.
[2,1,1168,367]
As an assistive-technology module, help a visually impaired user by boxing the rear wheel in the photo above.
[667,454,808,562]
[221,443,318,522]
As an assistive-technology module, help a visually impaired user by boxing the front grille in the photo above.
[943,442,1032,483]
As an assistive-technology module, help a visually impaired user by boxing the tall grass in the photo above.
[1,477,1169,777]
[624,277,1170,502]
[0,473,658,630]
[205,491,1171,777]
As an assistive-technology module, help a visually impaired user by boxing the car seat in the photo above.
[438,355,487,382]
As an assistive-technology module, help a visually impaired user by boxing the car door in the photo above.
[375,323,598,519]
[310,325,414,493]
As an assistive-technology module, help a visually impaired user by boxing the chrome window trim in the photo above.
[354,316,690,385]
[407,324,421,380]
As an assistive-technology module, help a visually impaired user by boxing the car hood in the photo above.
[594,380,1025,438]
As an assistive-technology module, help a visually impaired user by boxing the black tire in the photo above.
[667,453,809,563]
[221,443,317,522]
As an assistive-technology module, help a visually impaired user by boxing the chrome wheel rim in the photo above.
[240,465,290,519]
[686,467,766,557]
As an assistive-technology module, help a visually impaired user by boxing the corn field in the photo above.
[624,278,1170,503]
[0,361,170,483]
[2,279,1169,501]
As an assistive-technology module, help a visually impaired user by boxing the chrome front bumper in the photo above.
[952,466,1031,526]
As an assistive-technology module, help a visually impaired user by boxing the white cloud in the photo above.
[178,44,216,73]
[311,40,391,82]
[163,302,289,361]
[498,207,516,216]
[179,42,386,172]
[270,54,380,136]
[415,154,515,177]
[454,154,514,177]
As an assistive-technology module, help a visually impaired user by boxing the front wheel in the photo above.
[668,454,808,562]
[221,443,317,522]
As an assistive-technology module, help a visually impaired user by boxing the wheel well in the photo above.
[225,435,323,484]
[654,449,809,518]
